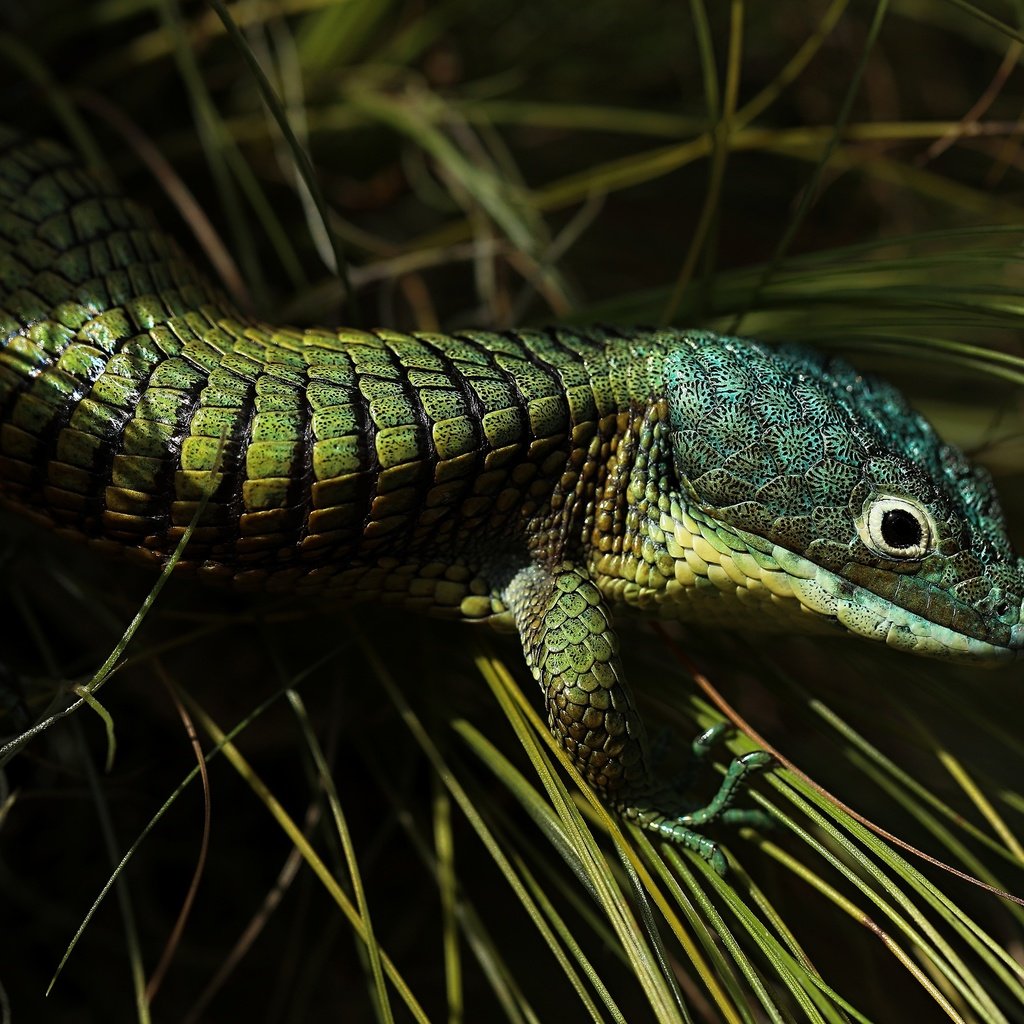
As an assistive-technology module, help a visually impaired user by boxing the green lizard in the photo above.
[1,128,1021,872]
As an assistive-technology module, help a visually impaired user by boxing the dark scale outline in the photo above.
[0,149,126,534]
[84,208,175,548]
[374,328,444,556]
[0,142,71,495]
[293,341,319,559]
[346,336,391,557]
[147,324,210,557]
[487,328,578,560]
[295,333,370,564]
[268,332,339,566]
[171,317,251,565]
[247,341,314,564]
[448,329,532,536]
[410,330,493,558]
[495,327,572,437]
[202,323,257,563]
[508,325,605,559]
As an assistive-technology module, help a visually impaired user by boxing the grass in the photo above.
[1,0,1024,1020]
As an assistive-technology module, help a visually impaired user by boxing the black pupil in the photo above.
[880,508,922,550]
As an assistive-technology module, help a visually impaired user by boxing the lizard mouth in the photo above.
[779,555,1019,662]
[653,500,1021,663]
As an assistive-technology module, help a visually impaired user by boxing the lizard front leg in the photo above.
[504,561,649,794]
[503,560,769,874]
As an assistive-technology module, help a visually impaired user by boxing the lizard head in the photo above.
[653,331,1023,661]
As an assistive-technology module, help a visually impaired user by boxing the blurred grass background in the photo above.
[1,0,1024,1021]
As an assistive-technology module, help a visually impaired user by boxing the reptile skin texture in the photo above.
[2,128,1022,868]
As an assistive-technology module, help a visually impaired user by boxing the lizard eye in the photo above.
[861,497,932,559]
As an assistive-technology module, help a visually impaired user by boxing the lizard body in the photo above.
[2,128,1021,868]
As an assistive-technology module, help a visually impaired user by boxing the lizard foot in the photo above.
[621,731,773,875]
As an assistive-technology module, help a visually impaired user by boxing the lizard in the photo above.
[1,127,1021,873]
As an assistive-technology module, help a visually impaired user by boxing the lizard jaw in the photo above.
[595,499,1021,663]
[780,554,1019,662]
[667,501,1021,662]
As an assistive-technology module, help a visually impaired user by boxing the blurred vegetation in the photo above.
[1,0,1024,1021]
